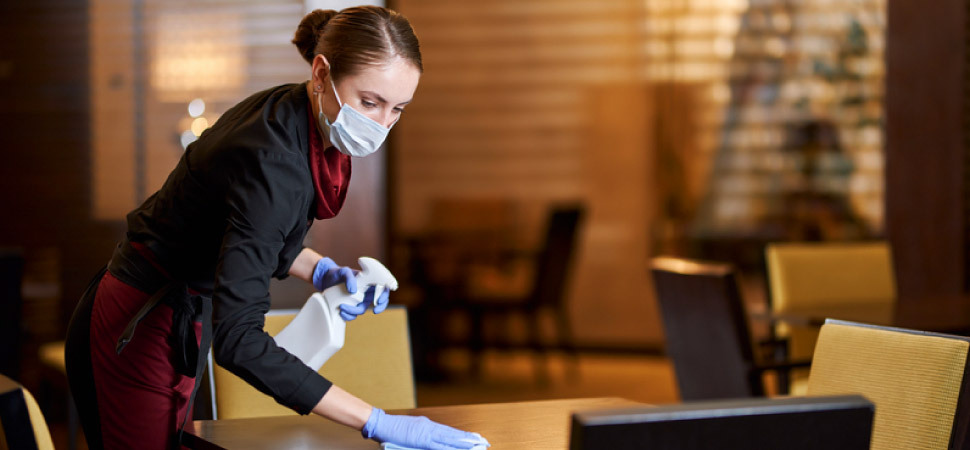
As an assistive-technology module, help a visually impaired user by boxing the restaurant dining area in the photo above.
[3,0,970,449]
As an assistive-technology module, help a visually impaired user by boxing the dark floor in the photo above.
[415,349,679,407]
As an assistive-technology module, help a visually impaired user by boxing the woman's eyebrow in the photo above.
[361,90,411,106]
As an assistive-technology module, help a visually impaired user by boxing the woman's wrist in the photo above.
[312,385,374,430]
[361,407,383,438]
[290,247,324,283]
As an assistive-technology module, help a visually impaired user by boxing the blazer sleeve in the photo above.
[210,149,331,414]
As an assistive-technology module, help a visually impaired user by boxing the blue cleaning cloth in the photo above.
[381,444,489,450]
[380,432,490,450]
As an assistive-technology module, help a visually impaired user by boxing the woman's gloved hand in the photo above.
[338,285,390,321]
[362,407,489,450]
[312,257,357,293]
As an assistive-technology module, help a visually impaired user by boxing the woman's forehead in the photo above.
[339,58,420,103]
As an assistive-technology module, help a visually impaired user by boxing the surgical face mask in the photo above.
[316,77,392,158]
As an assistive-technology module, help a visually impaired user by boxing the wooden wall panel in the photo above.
[90,0,137,220]
[885,0,967,297]
[393,0,663,347]
[0,1,124,335]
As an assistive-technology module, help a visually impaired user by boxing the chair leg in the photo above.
[772,338,791,395]
[554,308,580,382]
[468,308,486,378]
[528,311,550,384]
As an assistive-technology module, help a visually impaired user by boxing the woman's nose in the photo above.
[366,108,395,129]
[378,110,396,129]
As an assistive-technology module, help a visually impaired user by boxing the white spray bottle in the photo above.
[274,256,398,371]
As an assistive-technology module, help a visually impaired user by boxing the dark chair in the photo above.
[570,394,874,450]
[455,205,585,381]
[651,256,808,400]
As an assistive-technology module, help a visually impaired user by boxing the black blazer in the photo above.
[124,82,332,413]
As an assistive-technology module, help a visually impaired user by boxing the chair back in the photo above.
[651,257,761,400]
[807,320,970,450]
[212,305,415,419]
[531,206,584,308]
[0,374,53,450]
[570,395,874,450]
[765,241,895,393]
[766,241,895,309]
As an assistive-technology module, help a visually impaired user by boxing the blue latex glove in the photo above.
[363,408,489,450]
[312,257,357,293]
[338,285,391,321]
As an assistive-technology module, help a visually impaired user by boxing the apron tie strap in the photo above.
[115,281,180,355]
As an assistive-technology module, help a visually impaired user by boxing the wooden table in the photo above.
[183,397,644,450]
[757,295,970,335]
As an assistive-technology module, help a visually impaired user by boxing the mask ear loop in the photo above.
[329,76,343,106]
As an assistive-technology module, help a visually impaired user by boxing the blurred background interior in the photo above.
[1,0,964,447]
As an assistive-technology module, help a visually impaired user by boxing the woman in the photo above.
[65,7,486,450]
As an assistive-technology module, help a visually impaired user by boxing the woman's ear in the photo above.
[312,54,331,88]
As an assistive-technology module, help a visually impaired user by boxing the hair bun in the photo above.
[292,9,338,64]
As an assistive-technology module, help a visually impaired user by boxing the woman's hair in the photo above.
[292,6,422,81]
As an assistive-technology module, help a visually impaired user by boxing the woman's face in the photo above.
[312,55,421,129]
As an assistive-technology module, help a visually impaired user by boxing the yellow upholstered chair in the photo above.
[0,374,54,450]
[765,241,895,394]
[210,305,415,419]
[806,320,970,450]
